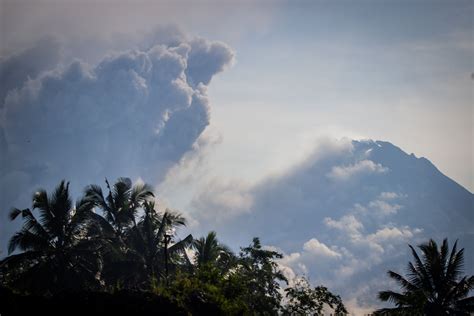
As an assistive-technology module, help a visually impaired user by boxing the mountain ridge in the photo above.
[209,138,473,311]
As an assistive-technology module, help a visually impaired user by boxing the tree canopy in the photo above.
[3,178,471,316]
[0,178,348,315]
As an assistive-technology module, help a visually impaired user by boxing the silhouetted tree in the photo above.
[82,177,155,288]
[282,277,347,315]
[375,238,474,316]
[0,181,103,294]
[84,177,154,239]
[0,177,357,315]
[238,237,288,315]
[192,231,235,272]
[126,201,193,287]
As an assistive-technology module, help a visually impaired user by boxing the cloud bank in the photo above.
[327,159,388,181]
[0,28,234,253]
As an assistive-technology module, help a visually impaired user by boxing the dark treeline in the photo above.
[0,178,473,315]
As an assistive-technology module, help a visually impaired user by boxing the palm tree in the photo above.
[125,201,193,287]
[375,238,474,316]
[192,231,235,272]
[0,181,103,294]
[83,177,155,288]
[84,177,154,239]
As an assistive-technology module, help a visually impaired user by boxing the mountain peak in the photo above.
[217,138,473,310]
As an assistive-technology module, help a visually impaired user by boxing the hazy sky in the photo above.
[1,1,473,313]
[207,1,473,191]
[2,0,472,190]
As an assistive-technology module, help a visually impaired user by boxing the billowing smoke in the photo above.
[0,37,61,107]
[0,28,234,253]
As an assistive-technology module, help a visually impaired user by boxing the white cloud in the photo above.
[379,191,400,200]
[277,251,306,285]
[344,296,379,316]
[325,214,421,253]
[326,159,388,181]
[368,200,402,216]
[367,226,420,244]
[336,259,361,278]
[351,192,404,217]
[271,239,341,287]
[324,212,422,277]
[324,215,364,238]
[303,238,342,259]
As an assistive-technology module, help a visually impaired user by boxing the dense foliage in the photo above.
[1,178,347,315]
[283,277,347,315]
[3,178,472,315]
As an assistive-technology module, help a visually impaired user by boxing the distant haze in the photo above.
[1,1,472,314]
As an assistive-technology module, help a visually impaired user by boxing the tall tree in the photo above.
[238,237,288,315]
[126,201,193,287]
[375,238,474,316]
[84,177,154,239]
[83,177,155,288]
[0,181,103,294]
[192,231,235,272]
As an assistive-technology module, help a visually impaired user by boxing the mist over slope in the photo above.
[195,139,473,311]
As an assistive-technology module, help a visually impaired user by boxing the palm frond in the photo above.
[446,246,465,282]
[12,208,51,244]
[9,208,23,220]
[112,177,132,209]
[440,238,449,276]
[8,229,51,254]
[388,270,418,292]
[32,189,55,230]
[130,182,154,207]
[408,245,433,292]
[168,234,193,255]
[378,290,410,305]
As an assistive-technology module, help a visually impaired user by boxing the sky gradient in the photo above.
[2,0,472,189]
[1,0,473,314]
